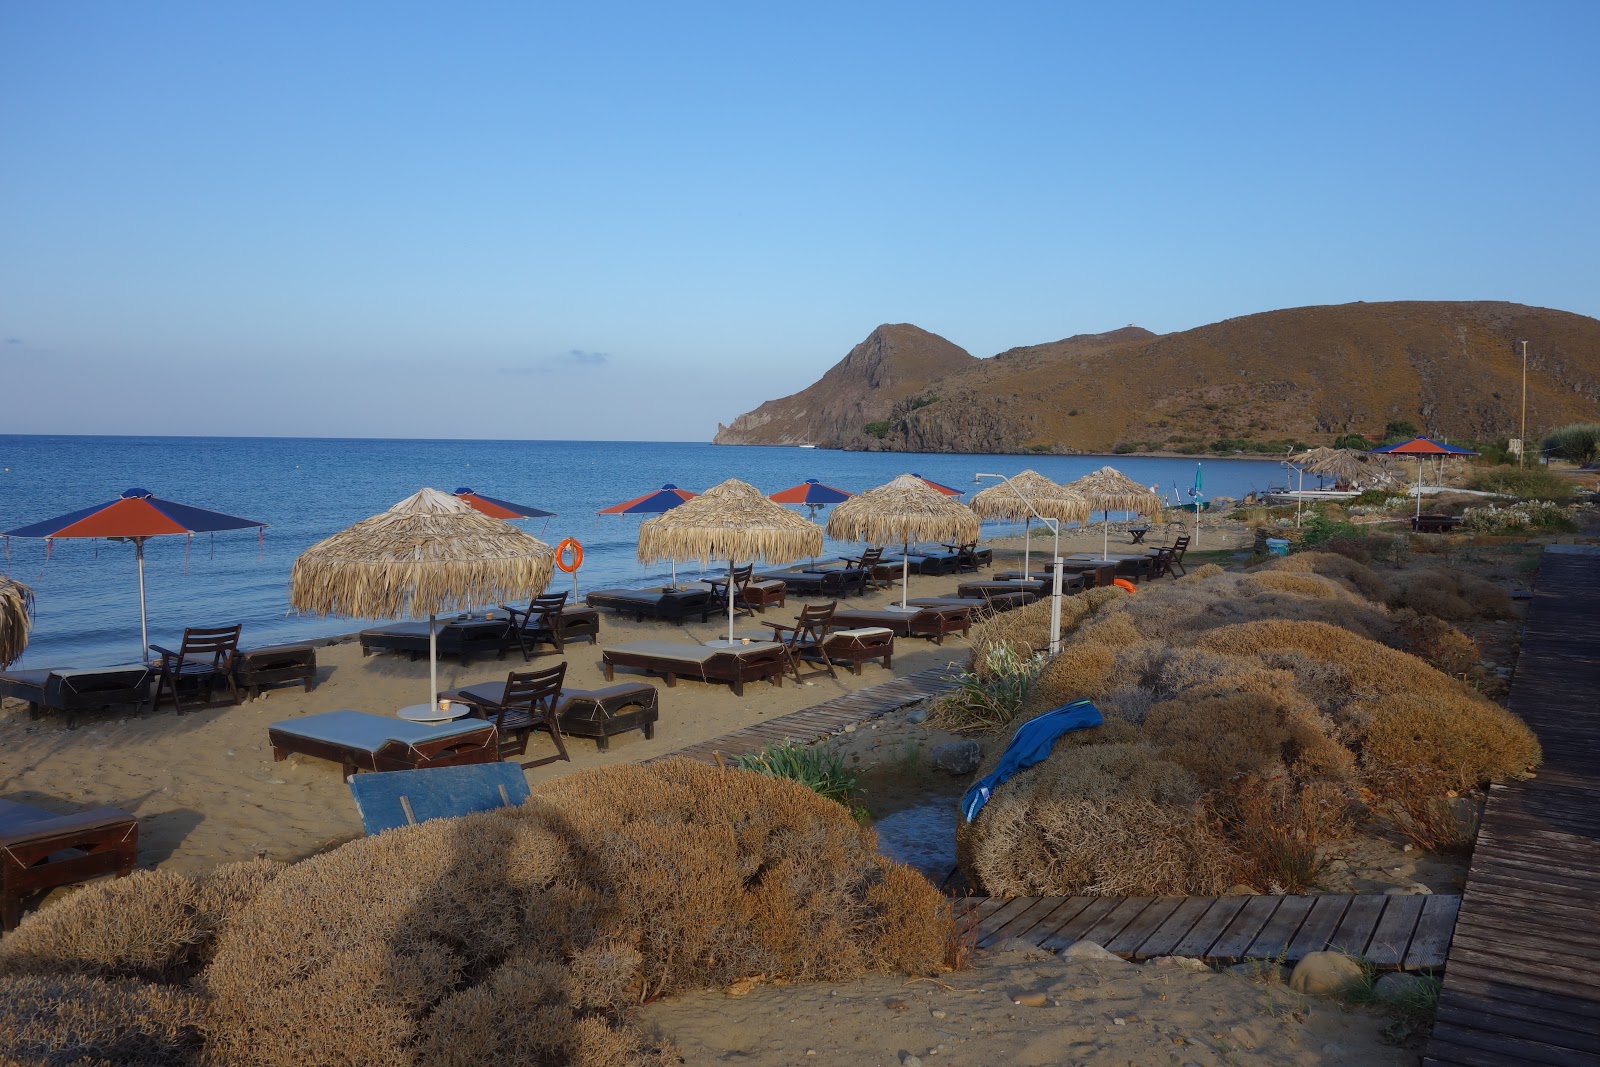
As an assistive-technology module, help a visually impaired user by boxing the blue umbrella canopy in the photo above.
[768,478,853,506]
[597,484,698,515]
[453,487,556,520]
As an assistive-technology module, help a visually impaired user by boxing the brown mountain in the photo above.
[713,324,979,446]
[713,301,1600,453]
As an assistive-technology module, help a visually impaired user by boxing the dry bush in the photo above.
[1175,563,1225,583]
[1384,567,1514,621]
[198,760,949,1067]
[0,973,203,1067]
[966,586,1127,673]
[1243,571,1367,603]
[1370,769,1479,853]
[1143,692,1354,793]
[1259,551,1388,600]
[1024,643,1117,710]
[1393,610,1479,675]
[1210,776,1356,892]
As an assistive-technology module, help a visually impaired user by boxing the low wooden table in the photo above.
[233,643,318,700]
[556,683,660,750]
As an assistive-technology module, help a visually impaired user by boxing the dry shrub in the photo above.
[1211,776,1356,893]
[967,586,1127,673]
[1393,610,1479,675]
[198,760,949,1067]
[1143,692,1351,793]
[0,973,203,1067]
[1243,571,1367,603]
[1384,568,1514,621]
[1176,562,1225,583]
[1024,643,1116,710]
[1260,551,1388,600]
[1370,768,1479,853]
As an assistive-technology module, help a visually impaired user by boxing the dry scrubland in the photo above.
[0,761,950,1066]
[955,552,1541,897]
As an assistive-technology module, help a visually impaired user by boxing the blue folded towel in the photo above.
[960,699,1104,823]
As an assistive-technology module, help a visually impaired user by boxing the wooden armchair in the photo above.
[1166,535,1191,576]
[149,624,242,714]
[501,591,569,660]
[762,602,838,682]
[446,662,571,768]
[840,546,888,591]
[705,564,758,619]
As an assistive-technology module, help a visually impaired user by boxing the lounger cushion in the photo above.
[269,710,491,754]
[828,627,894,640]
[604,640,780,664]
[348,764,531,836]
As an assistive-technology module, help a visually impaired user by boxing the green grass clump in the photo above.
[730,742,860,809]
[930,645,1044,734]
[1465,465,1573,501]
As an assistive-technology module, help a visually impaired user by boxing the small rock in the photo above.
[1112,1016,1126,1026]
[1061,940,1124,963]
[843,723,857,733]
[906,707,929,724]
[1150,955,1209,971]
[1374,972,1433,1002]
[884,997,908,1012]
[929,1008,947,1019]
[267,778,286,785]
[805,1051,816,1057]
[930,740,982,775]
[1011,992,1049,1007]
[1386,882,1433,895]
[1402,844,1414,852]
[901,1056,923,1067]
[1290,952,1365,995]
[724,976,763,996]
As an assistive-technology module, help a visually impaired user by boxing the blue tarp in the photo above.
[960,699,1104,822]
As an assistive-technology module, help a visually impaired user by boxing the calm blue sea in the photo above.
[0,437,1285,667]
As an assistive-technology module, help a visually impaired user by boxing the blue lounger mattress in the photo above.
[270,710,491,753]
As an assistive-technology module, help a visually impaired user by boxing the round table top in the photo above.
[396,702,471,723]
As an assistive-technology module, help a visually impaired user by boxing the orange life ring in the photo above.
[556,538,583,573]
[1112,578,1137,594]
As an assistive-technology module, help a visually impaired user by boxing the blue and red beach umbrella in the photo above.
[913,473,963,498]
[1367,437,1479,517]
[453,488,555,522]
[4,488,267,662]
[597,484,698,515]
[768,479,852,507]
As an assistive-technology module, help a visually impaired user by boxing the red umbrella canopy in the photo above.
[768,479,853,505]
[598,484,698,515]
[912,473,963,497]
[453,488,556,520]
[1367,436,1479,456]
[5,488,267,541]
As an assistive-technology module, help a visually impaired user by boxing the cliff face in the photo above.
[712,324,979,447]
[714,303,1600,452]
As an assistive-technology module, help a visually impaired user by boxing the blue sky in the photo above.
[3,2,1596,440]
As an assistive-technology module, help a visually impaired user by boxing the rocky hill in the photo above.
[713,302,1600,453]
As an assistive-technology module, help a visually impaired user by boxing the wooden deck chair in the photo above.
[447,663,571,768]
[149,624,242,714]
[761,602,838,681]
[501,591,569,659]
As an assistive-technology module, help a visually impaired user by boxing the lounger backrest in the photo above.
[498,662,568,723]
[348,764,532,836]
[178,625,242,666]
[517,591,569,632]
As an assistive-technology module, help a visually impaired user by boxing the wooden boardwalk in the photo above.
[647,662,961,765]
[970,892,1461,969]
[1426,545,1600,1067]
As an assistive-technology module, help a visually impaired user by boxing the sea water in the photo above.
[0,436,1282,667]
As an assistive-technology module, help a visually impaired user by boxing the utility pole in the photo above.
[1520,340,1529,468]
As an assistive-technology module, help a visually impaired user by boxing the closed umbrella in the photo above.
[638,479,823,646]
[1060,466,1163,561]
[0,576,32,668]
[1367,437,1479,518]
[827,474,981,612]
[290,488,555,708]
[970,470,1090,574]
[4,488,267,663]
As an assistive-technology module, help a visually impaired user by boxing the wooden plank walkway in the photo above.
[647,662,961,765]
[969,892,1461,968]
[1426,545,1600,1067]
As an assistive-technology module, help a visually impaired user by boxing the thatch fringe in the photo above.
[1295,447,1368,485]
[970,470,1092,524]
[0,576,33,667]
[289,488,554,618]
[1061,466,1163,519]
[638,479,822,566]
[826,474,982,546]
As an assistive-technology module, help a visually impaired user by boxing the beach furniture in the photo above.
[1161,535,1191,576]
[1,797,138,932]
[268,710,501,778]
[551,682,659,750]
[907,593,1032,622]
[829,605,971,644]
[702,563,760,619]
[500,591,571,659]
[1411,514,1463,534]
[753,568,862,598]
[359,616,511,665]
[149,624,243,714]
[347,763,531,836]
[694,574,787,612]
[232,642,318,700]
[585,587,716,623]
[813,626,895,675]
[0,665,155,729]
[437,663,571,768]
[759,602,839,681]
[948,542,992,572]
[601,640,786,696]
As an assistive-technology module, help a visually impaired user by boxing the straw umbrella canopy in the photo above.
[290,488,555,707]
[638,478,823,645]
[970,470,1092,573]
[1296,447,1367,487]
[827,474,982,611]
[1060,466,1164,560]
[0,576,33,668]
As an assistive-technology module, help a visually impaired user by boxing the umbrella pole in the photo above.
[1022,516,1031,575]
[1102,512,1110,561]
[1416,457,1423,519]
[726,561,736,644]
[902,542,910,610]
[428,614,438,708]
[136,538,149,664]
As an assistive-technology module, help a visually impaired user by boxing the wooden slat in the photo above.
[1169,897,1250,957]
[975,897,1039,946]
[1327,893,1388,956]
[1038,896,1122,951]
[1078,896,1155,948]
[1244,894,1315,960]
[1206,895,1283,959]
[1106,897,1185,957]
[1404,893,1460,970]
[1134,895,1218,958]
[1284,894,1353,961]
[981,897,1066,946]
[1364,894,1426,967]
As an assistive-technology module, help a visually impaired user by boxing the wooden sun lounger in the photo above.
[233,643,318,700]
[810,627,895,675]
[268,711,501,778]
[1,797,139,931]
[907,592,1034,622]
[585,587,716,623]
[829,606,971,644]
[0,665,155,729]
[755,569,865,597]
[880,553,961,576]
[601,640,786,696]
[359,618,511,666]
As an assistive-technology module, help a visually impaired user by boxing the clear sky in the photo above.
[3,2,1596,440]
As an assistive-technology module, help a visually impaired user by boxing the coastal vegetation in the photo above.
[1543,422,1600,466]
[0,761,951,1066]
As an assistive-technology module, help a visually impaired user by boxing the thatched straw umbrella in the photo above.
[970,470,1092,574]
[0,576,33,668]
[290,488,555,708]
[639,479,823,645]
[1060,466,1164,560]
[827,474,982,611]
[1296,447,1368,488]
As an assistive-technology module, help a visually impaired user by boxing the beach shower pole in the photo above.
[977,474,1062,658]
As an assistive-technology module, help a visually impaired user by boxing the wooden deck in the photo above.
[971,892,1461,969]
[647,662,960,765]
[1426,545,1600,1067]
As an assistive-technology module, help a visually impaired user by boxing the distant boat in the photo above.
[798,444,818,449]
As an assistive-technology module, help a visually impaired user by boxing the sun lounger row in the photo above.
[359,606,600,664]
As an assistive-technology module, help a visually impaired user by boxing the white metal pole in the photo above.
[428,613,438,709]
[1049,520,1062,658]
[901,543,910,610]
[726,561,736,644]
[136,539,149,663]
[1022,516,1031,575]
[1520,340,1528,469]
